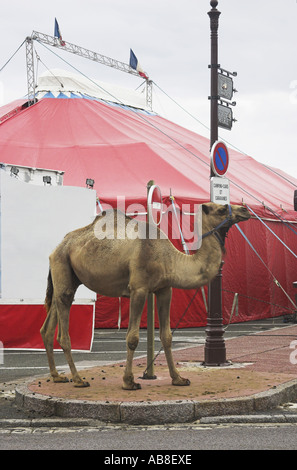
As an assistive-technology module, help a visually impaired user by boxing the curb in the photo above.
[200,414,297,425]
[0,417,97,429]
[15,377,297,425]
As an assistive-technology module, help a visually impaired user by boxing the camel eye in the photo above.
[218,207,226,215]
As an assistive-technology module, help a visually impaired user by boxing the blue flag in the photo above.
[54,18,66,46]
[129,49,148,79]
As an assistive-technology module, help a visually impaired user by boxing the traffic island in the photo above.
[15,362,297,425]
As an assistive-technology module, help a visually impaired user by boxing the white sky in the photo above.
[1,0,297,180]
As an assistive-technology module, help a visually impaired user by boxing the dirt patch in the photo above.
[28,363,295,403]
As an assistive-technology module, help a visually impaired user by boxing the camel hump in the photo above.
[93,209,147,241]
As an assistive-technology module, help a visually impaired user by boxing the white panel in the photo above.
[0,171,96,302]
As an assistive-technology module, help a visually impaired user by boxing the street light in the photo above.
[204,0,229,366]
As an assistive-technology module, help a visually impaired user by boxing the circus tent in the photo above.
[0,69,296,330]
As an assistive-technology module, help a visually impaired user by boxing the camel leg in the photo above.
[156,287,190,386]
[46,260,88,388]
[123,288,147,390]
[40,301,69,383]
[54,294,90,388]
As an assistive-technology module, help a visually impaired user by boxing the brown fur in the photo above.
[44,270,53,313]
[40,202,250,389]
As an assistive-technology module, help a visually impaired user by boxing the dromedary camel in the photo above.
[40,202,250,390]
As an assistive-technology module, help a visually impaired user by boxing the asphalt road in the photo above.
[2,422,297,451]
[2,316,297,451]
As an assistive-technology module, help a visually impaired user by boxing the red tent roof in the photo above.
[0,96,296,218]
[0,93,296,329]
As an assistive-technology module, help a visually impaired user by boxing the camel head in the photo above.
[202,202,250,227]
[201,202,250,249]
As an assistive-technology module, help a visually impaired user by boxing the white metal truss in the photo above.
[25,31,152,110]
[25,37,36,104]
[146,80,153,112]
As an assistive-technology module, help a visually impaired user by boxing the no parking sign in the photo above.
[210,141,230,205]
[211,140,229,176]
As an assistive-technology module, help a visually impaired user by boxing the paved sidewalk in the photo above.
[15,324,297,425]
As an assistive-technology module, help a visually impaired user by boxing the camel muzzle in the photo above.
[235,206,251,222]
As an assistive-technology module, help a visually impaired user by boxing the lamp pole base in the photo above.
[203,318,230,366]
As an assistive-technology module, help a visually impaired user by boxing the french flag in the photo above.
[54,18,66,46]
[129,49,149,80]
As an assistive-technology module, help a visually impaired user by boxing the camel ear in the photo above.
[202,204,209,214]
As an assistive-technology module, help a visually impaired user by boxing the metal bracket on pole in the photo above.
[219,67,237,77]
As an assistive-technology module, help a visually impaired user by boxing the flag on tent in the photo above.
[129,49,149,80]
[54,18,66,46]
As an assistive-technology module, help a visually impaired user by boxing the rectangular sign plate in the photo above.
[218,104,233,130]
[218,73,233,100]
[210,176,230,205]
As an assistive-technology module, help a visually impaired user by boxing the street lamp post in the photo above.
[208,1,220,150]
[203,0,228,366]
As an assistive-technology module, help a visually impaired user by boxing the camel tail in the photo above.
[44,269,53,313]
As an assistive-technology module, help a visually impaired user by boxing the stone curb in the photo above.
[200,414,297,425]
[15,377,297,425]
[0,418,98,429]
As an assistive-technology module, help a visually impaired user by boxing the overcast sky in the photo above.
[1,0,297,180]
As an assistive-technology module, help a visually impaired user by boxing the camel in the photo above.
[40,202,250,390]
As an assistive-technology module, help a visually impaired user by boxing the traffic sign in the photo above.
[147,184,162,226]
[211,140,229,176]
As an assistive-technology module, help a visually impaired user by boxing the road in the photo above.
[1,422,297,451]
[1,316,297,451]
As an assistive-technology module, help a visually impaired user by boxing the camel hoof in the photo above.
[74,381,90,388]
[52,375,69,384]
[122,382,142,390]
[172,377,191,387]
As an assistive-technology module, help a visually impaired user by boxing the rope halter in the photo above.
[201,204,233,249]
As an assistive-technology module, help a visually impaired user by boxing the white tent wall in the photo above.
[36,69,147,110]
[0,170,96,302]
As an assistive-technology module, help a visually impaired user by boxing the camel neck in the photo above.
[169,232,223,290]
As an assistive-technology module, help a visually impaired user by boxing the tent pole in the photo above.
[143,180,157,379]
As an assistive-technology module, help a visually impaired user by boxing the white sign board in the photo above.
[210,176,230,205]
[0,171,96,302]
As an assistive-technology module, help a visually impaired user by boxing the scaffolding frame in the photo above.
[25,31,152,110]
